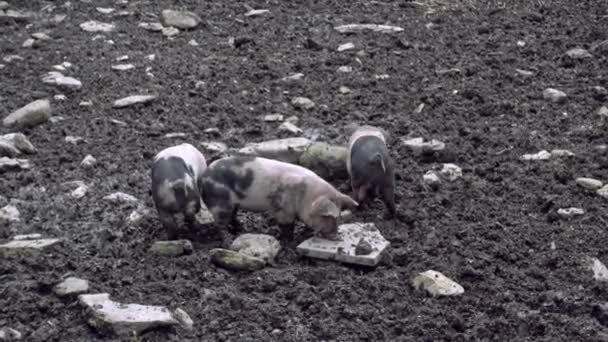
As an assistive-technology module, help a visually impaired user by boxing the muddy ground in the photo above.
[1,0,608,340]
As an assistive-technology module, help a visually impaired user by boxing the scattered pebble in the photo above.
[521,150,551,161]
[32,32,51,40]
[597,185,608,199]
[200,141,228,154]
[337,66,353,73]
[515,68,534,77]
[566,47,592,59]
[334,24,404,34]
[113,95,156,108]
[439,163,462,182]
[551,149,575,157]
[413,270,465,297]
[103,192,138,203]
[244,8,269,17]
[79,101,92,107]
[401,137,445,155]
[65,136,84,145]
[0,133,36,157]
[557,207,584,219]
[188,39,199,46]
[22,38,35,48]
[54,94,66,101]
[139,22,164,32]
[209,248,266,271]
[597,106,608,118]
[80,155,97,169]
[162,27,179,37]
[3,55,23,63]
[337,42,355,52]
[71,184,88,199]
[263,114,283,122]
[96,7,115,14]
[1,9,33,22]
[149,240,193,257]
[161,9,201,29]
[111,64,135,71]
[230,234,281,265]
[423,170,441,188]
[42,71,82,90]
[0,328,22,341]
[80,20,115,32]
[163,132,188,139]
[576,177,603,191]
[590,257,608,281]
[0,238,63,258]
[338,86,351,94]
[279,121,303,134]
[543,88,567,103]
[285,116,299,124]
[54,277,90,296]
[0,157,32,172]
[281,73,304,81]
[291,97,315,110]
[4,99,51,129]
[0,204,20,222]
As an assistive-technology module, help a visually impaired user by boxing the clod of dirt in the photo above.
[230,233,281,264]
[0,238,62,258]
[54,277,90,297]
[576,177,603,191]
[161,9,201,29]
[79,20,115,33]
[149,240,194,257]
[78,293,184,336]
[543,88,567,103]
[112,95,157,108]
[209,248,266,271]
[3,99,51,129]
[413,270,465,297]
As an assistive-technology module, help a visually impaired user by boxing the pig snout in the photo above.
[152,156,202,216]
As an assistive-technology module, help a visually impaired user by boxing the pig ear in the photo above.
[336,193,358,208]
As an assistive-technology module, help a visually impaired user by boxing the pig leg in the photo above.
[158,209,179,240]
[381,181,397,218]
[274,210,296,240]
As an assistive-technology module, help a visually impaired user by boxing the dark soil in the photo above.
[2,0,608,341]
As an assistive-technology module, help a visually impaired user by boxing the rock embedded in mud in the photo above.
[3,99,51,129]
[0,157,32,172]
[230,233,281,264]
[80,154,97,168]
[576,177,603,191]
[149,240,193,257]
[278,121,303,134]
[113,95,157,108]
[401,137,445,155]
[238,137,311,164]
[298,142,348,180]
[423,171,441,188]
[597,185,608,199]
[42,71,82,90]
[162,26,180,37]
[543,88,567,103]
[0,204,20,222]
[590,258,608,281]
[173,308,193,330]
[54,277,90,296]
[565,47,592,59]
[413,270,465,297]
[337,42,355,52]
[0,133,36,157]
[0,327,22,341]
[520,150,551,161]
[103,192,138,203]
[78,293,187,336]
[550,149,575,158]
[439,163,462,182]
[0,238,62,258]
[291,97,316,110]
[161,9,201,29]
[209,248,266,271]
[334,23,404,34]
[80,20,115,32]
[263,114,284,122]
[139,22,164,32]
[200,141,228,154]
[557,207,584,219]
[297,222,390,267]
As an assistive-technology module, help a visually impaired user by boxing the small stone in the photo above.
[263,114,284,122]
[340,210,353,221]
[113,95,156,108]
[278,121,303,134]
[281,73,304,81]
[543,88,567,103]
[566,47,592,59]
[413,270,465,297]
[13,233,42,240]
[597,185,608,199]
[96,7,115,14]
[71,185,88,199]
[557,207,584,219]
[516,40,526,47]
[0,133,36,157]
[49,116,66,124]
[65,136,84,145]
[401,137,446,155]
[79,101,92,107]
[337,42,355,52]
[338,86,351,94]
[375,74,390,80]
[146,54,156,61]
[80,20,115,32]
[0,238,62,258]
[54,277,89,296]
[334,24,404,34]
[139,22,164,32]
[78,293,180,336]
[2,9,32,21]
[592,86,607,101]
[204,127,221,135]
[162,26,179,37]
[110,119,127,126]
[111,64,135,71]
[80,155,97,168]
[162,9,201,29]
[199,141,228,154]
[285,116,299,124]
[173,308,193,330]
[550,241,556,250]
[0,327,22,341]
[521,150,551,161]
[42,72,82,90]
[515,68,534,77]
[230,233,281,264]
[103,192,138,203]
[188,39,199,46]
[576,177,603,190]
[2,55,23,63]
[210,248,266,271]
[291,97,315,110]
[597,106,608,118]
[423,170,441,188]
[337,66,352,73]
[149,240,193,257]
[551,149,575,157]
[590,257,608,281]
[354,238,373,255]
[163,132,188,139]
[4,99,51,129]
[32,32,51,40]
[239,137,311,164]
[54,94,66,101]
[244,9,269,17]
[22,38,35,48]
[0,204,20,222]
[439,163,462,182]
[0,157,32,172]
[297,222,390,267]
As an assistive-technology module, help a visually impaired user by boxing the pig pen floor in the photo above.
[2,0,608,341]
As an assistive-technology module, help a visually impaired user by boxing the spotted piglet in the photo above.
[347,125,396,216]
[200,156,358,239]
[151,143,207,239]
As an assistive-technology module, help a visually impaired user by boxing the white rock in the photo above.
[146,54,156,61]
[32,32,51,40]
[279,121,303,134]
[0,327,22,341]
[188,39,199,46]
[2,55,23,63]
[4,99,51,129]
[598,106,608,118]
[80,20,115,32]
[281,73,304,81]
[13,233,42,240]
[413,270,465,297]
[521,150,551,161]
[337,65,352,73]
[557,207,584,218]
[110,119,127,126]
[337,42,355,52]
[439,163,462,182]
[2,9,32,21]
[296,222,390,267]
[54,277,89,296]
[543,88,567,103]
[516,40,526,47]
[0,204,20,222]
[263,114,284,122]
[0,133,36,157]
[515,68,534,77]
[96,7,115,14]
[78,293,182,336]
[597,185,608,199]
[199,141,228,154]
[291,97,315,110]
[0,238,62,258]
[401,137,445,154]
[103,192,138,203]
[173,308,193,330]
[0,157,32,171]
[111,64,135,71]
[334,24,404,34]
[71,185,88,199]
[161,10,201,29]
[576,177,603,190]
[22,38,35,48]
[49,116,66,124]
[80,154,97,168]
[65,136,84,145]
[566,47,592,59]
[375,74,390,80]
[113,95,156,108]
[238,137,311,164]
[42,71,82,90]
[163,132,188,139]
[139,22,164,32]
[244,9,269,17]
[423,170,441,187]
[338,86,351,94]
[79,101,92,107]
[590,257,608,281]
[551,149,574,157]
[54,94,67,101]
[230,233,281,264]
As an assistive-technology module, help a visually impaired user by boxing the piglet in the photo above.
[346,125,396,216]
[151,143,207,239]
[200,156,358,239]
